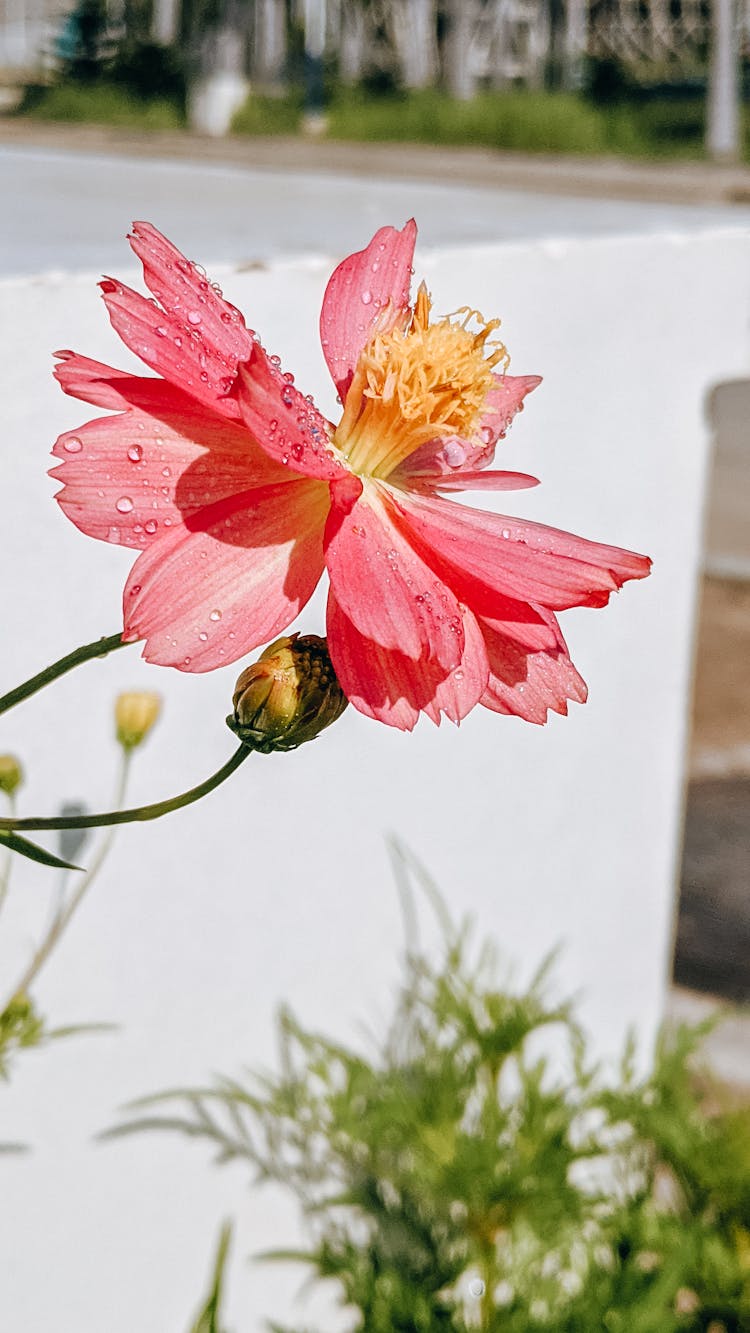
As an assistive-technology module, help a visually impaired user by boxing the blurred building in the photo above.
[1,0,748,91]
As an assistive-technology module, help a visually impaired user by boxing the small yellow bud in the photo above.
[227,634,348,754]
[115,691,162,751]
[0,754,23,796]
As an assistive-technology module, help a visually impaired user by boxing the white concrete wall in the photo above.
[1,228,748,1331]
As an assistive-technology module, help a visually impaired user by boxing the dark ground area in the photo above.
[676,577,750,1001]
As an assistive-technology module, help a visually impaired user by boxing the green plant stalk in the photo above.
[0,744,251,833]
[2,751,132,1011]
[0,632,128,717]
[0,791,16,913]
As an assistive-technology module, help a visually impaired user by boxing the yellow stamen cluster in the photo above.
[336,284,509,480]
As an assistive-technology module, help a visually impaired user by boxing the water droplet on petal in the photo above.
[127,444,143,463]
[188,311,202,326]
[162,467,171,478]
[209,609,222,621]
[454,668,465,682]
[501,528,511,539]
[144,519,158,535]
[174,336,182,348]
[63,436,83,453]
[198,631,208,642]
[155,325,167,338]
[468,1279,485,1299]
[116,496,134,514]
[361,289,372,305]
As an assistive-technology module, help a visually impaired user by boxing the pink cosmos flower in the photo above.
[51,220,650,730]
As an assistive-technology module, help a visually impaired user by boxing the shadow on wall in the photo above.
[704,378,750,579]
[672,377,750,1002]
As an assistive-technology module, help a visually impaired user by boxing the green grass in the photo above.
[16,78,749,161]
[19,81,184,130]
[231,85,749,161]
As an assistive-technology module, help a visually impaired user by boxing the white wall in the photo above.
[1,228,748,1331]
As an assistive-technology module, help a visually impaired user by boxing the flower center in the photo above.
[334,284,509,480]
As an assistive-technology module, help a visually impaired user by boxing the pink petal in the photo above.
[100,276,244,421]
[391,489,652,611]
[319,220,417,402]
[472,595,560,653]
[51,405,291,550]
[416,470,540,494]
[480,611,588,724]
[54,350,211,416]
[123,479,329,671]
[128,221,254,364]
[234,350,343,481]
[327,591,488,730]
[481,373,542,448]
[394,375,541,483]
[324,479,465,668]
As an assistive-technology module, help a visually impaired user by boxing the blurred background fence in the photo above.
[2,0,748,93]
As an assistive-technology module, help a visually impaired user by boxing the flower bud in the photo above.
[227,634,348,754]
[115,691,161,751]
[0,754,23,796]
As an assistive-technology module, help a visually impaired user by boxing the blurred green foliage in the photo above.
[229,84,748,159]
[18,81,185,129]
[116,864,750,1333]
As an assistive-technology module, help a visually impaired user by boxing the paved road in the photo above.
[3,141,750,277]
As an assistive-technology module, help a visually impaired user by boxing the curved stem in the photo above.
[4,754,132,1010]
[0,745,251,833]
[0,633,129,718]
[0,792,16,915]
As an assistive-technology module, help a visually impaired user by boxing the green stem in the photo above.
[4,753,132,1010]
[0,633,129,717]
[0,792,16,915]
[0,745,251,833]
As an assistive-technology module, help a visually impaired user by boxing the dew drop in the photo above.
[116,496,134,514]
[198,631,208,642]
[106,525,120,543]
[209,609,222,621]
[130,584,141,595]
[443,439,467,469]
[127,444,143,463]
[162,466,171,478]
[164,517,172,527]
[220,311,232,324]
[183,656,191,665]
[174,336,183,348]
[144,519,158,535]
[468,1279,485,1299]
[188,311,202,326]
[454,669,465,682]
[269,419,278,432]
[501,528,511,539]
[200,371,209,382]
[63,436,83,453]
[155,325,167,338]
[291,442,304,461]
[352,524,365,537]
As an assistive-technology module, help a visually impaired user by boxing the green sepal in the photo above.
[0,829,81,872]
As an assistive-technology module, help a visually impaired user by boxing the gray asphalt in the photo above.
[4,143,750,277]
